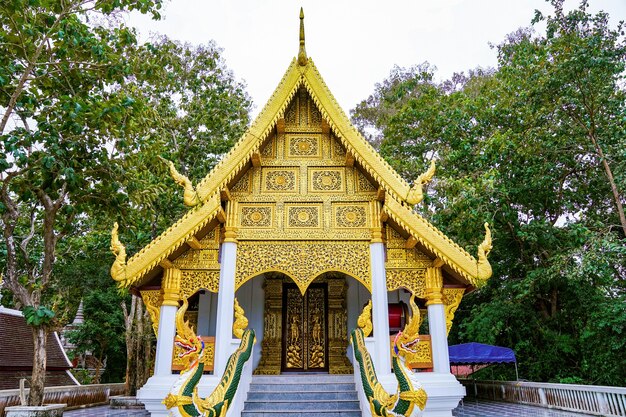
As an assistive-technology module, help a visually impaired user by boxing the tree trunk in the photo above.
[134,300,144,388]
[123,296,137,396]
[143,310,154,381]
[29,326,48,406]
[589,132,626,236]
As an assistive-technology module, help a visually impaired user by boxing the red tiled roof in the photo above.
[0,308,73,371]
[0,370,76,390]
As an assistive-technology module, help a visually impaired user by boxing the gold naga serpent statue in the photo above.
[163,298,255,417]
[351,296,428,417]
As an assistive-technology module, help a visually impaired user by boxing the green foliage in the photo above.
[0,0,162,405]
[353,0,626,386]
[23,305,55,326]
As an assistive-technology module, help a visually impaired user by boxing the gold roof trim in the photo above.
[193,59,302,202]
[121,194,222,286]
[116,48,492,288]
[300,61,413,201]
[383,194,492,286]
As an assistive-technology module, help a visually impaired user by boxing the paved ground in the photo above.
[64,400,596,417]
[453,399,595,417]
[65,407,149,416]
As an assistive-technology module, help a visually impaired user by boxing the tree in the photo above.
[57,37,252,395]
[112,37,252,395]
[0,0,161,405]
[352,0,626,385]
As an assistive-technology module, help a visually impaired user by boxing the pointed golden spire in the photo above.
[298,7,308,66]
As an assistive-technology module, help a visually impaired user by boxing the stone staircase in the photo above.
[242,374,362,417]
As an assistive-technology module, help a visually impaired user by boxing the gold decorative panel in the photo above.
[231,171,251,193]
[173,249,219,269]
[284,87,324,131]
[386,269,427,298]
[180,270,220,296]
[287,135,321,158]
[310,168,345,193]
[355,170,377,193]
[262,168,299,193]
[331,136,346,158]
[286,205,321,229]
[386,226,406,248]
[240,205,273,228]
[140,289,162,336]
[199,227,220,248]
[261,135,276,158]
[333,204,368,228]
[235,241,371,293]
[443,288,465,335]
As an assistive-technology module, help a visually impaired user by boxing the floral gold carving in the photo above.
[355,170,377,193]
[240,206,273,228]
[235,241,371,293]
[140,289,162,336]
[286,205,321,228]
[263,168,298,193]
[331,136,346,158]
[179,270,220,297]
[287,135,321,158]
[310,169,344,192]
[231,172,251,193]
[386,269,427,298]
[260,135,275,158]
[173,249,219,269]
[442,288,465,335]
[334,204,367,228]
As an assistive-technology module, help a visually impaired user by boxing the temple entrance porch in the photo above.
[236,271,369,375]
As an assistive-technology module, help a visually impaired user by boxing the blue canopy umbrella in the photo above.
[448,342,518,380]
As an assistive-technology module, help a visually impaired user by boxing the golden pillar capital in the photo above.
[425,266,444,306]
[223,226,238,243]
[370,227,383,243]
[162,267,182,306]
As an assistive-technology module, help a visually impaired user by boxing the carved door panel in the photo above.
[282,284,328,372]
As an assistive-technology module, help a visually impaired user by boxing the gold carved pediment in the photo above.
[235,241,371,293]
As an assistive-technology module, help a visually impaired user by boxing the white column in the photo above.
[153,304,177,376]
[370,242,391,376]
[197,290,212,336]
[153,268,181,376]
[426,265,451,373]
[213,238,237,376]
[428,303,450,373]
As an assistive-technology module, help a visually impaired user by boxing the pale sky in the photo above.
[126,1,626,117]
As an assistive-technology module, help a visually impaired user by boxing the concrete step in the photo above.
[244,400,360,411]
[249,382,356,392]
[243,374,362,417]
[246,391,358,401]
[242,412,362,417]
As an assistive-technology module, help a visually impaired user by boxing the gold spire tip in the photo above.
[298,7,308,66]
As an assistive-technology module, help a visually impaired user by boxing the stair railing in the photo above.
[350,297,428,417]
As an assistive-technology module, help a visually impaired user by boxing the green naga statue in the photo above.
[351,296,428,417]
[163,298,255,417]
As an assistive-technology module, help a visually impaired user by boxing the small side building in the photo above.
[0,306,78,389]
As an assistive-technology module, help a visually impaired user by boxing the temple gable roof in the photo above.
[112,18,492,290]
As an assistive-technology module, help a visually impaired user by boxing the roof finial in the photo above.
[298,7,308,66]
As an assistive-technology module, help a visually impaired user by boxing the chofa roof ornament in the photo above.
[298,8,308,66]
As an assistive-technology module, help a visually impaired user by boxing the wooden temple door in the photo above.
[282,283,328,372]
